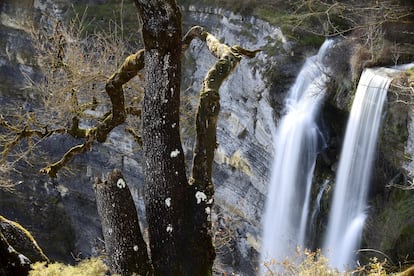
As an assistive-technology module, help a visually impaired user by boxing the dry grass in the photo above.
[261,248,338,276]
[29,258,109,276]
[260,249,413,276]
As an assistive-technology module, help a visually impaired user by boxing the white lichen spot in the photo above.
[188,177,195,186]
[165,197,171,207]
[166,224,173,233]
[175,171,178,175]
[170,149,180,158]
[195,191,207,204]
[117,178,126,189]
[57,185,69,197]
[7,245,13,253]
[133,245,139,252]
[171,122,176,128]
[108,228,113,234]
[205,207,211,215]
[207,198,214,204]
[18,254,30,265]
[112,203,116,208]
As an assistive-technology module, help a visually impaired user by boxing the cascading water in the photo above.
[260,40,333,271]
[308,179,329,244]
[323,68,392,270]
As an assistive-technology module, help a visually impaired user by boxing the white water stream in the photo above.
[260,40,333,270]
[323,68,392,270]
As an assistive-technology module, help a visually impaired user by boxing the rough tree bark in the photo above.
[133,1,192,275]
[95,169,152,276]
[39,49,145,177]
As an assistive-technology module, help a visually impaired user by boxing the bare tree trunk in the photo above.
[95,169,152,276]
[133,1,198,275]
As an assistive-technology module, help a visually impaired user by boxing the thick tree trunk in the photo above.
[133,1,197,275]
[95,169,152,276]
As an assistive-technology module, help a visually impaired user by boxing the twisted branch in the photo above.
[39,49,145,177]
[183,26,260,192]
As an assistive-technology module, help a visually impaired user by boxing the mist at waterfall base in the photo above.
[322,68,391,270]
[260,40,333,271]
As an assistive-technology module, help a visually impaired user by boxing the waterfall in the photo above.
[323,68,392,270]
[260,40,333,270]
[308,179,329,244]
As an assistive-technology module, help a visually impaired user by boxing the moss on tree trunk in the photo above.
[0,215,49,275]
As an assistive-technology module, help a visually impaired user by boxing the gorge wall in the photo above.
[0,0,413,274]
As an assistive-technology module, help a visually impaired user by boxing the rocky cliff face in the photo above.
[1,0,413,274]
[0,0,80,262]
[0,0,142,263]
[0,0,69,96]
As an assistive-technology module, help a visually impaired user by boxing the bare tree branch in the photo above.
[186,26,260,191]
[39,49,145,177]
[182,25,260,274]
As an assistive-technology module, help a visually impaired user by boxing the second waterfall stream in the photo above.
[323,68,392,270]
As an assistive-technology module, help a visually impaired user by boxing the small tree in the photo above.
[0,0,259,275]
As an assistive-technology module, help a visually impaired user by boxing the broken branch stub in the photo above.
[94,169,152,276]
